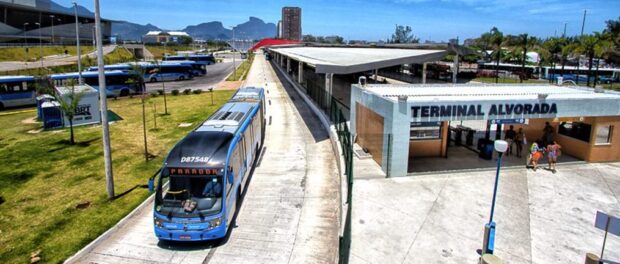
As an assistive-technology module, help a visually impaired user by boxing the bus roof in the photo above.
[49,70,130,79]
[0,75,35,82]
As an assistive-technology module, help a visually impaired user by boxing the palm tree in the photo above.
[488,27,504,83]
[577,34,601,87]
[127,63,150,161]
[54,79,85,145]
[593,38,615,86]
[541,37,562,83]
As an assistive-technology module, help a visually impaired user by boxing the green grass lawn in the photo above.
[472,77,549,84]
[145,45,197,59]
[226,53,254,81]
[0,90,236,263]
[0,46,95,62]
[1,47,135,76]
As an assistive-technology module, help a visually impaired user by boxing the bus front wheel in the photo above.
[150,77,157,83]
[120,89,129,97]
[0,102,4,111]
[179,76,185,81]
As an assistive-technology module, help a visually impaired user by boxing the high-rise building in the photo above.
[281,7,301,41]
[276,20,282,39]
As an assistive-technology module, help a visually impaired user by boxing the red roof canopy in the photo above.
[250,38,301,51]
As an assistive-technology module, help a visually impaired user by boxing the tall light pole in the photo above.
[73,2,83,84]
[94,0,115,199]
[35,22,43,69]
[577,10,587,85]
[50,15,55,44]
[230,26,236,80]
[23,23,29,63]
[482,140,508,255]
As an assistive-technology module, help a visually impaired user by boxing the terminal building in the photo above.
[0,0,112,44]
[265,44,620,177]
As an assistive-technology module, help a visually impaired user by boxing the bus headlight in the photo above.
[208,217,222,228]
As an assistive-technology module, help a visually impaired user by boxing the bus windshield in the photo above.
[155,171,223,218]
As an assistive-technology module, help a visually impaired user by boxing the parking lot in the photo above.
[351,161,620,263]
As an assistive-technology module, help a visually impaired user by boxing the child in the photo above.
[546,141,562,173]
[529,142,543,171]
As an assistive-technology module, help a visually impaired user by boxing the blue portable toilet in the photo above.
[36,94,55,120]
[41,101,63,129]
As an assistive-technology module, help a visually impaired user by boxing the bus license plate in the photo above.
[179,235,191,240]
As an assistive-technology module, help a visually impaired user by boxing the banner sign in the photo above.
[411,103,558,122]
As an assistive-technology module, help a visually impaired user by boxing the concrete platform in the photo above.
[351,162,620,263]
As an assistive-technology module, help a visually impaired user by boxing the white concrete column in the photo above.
[422,62,427,84]
[325,73,333,108]
[453,54,459,84]
[286,58,291,73]
[374,69,378,82]
[298,61,303,83]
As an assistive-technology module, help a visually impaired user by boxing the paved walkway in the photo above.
[68,51,340,264]
[351,161,620,263]
[0,45,116,72]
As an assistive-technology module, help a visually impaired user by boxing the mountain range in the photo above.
[114,17,276,41]
[45,0,276,41]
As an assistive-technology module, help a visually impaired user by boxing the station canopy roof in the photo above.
[269,47,448,74]
[359,84,620,121]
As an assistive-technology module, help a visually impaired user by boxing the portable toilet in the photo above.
[54,84,100,127]
[36,94,55,120]
[41,101,63,129]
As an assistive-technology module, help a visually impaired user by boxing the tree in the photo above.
[486,27,504,83]
[127,63,149,161]
[577,34,602,87]
[390,25,419,44]
[54,79,85,145]
[302,34,317,42]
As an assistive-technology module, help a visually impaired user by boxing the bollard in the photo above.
[480,254,502,264]
[584,253,600,264]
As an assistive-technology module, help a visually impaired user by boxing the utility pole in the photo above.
[580,10,587,36]
[35,22,43,70]
[576,10,587,85]
[23,23,29,63]
[50,15,55,44]
[94,0,115,199]
[562,22,567,38]
[73,2,83,84]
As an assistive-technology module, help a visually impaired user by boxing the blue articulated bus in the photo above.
[49,71,143,97]
[162,60,207,76]
[86,64,133,72]
[165,54,216,65]
[149,87,266,241]
[141,63,193,83]
[0,75,37,109]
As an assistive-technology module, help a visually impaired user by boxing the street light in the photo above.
[229,26,236,80]
[73,1,83,84]
[50,15,55,44]
[23,23,29,63]
[34,22,43,69]
[482,139,508,255]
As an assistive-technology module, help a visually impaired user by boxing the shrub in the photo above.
[150,92,159,97]
[183,89,192,95]
[171,89,180,96]
[157,89,164,95]
[192,89,202,94]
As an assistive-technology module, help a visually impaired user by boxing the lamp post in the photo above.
[34,22,43,69]
[73,2,83,84]
[23,23,29,62]
[50,15,55,44]
[230,26,236,80]
[482,139,508,255]
[94,0,115,199]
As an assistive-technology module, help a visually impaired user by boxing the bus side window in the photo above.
[0,84,7,93]
[12,83,21,92]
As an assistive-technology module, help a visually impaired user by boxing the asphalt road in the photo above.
[144,57,243,93]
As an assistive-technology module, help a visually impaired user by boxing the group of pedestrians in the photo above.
[504,123,562,173]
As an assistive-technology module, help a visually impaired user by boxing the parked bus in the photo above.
[149,87,266,241]
[86,64,133,72]
[162,60,207,76]
[141,63,193,82]
[49,71,143,97]
[164,54,216,65]
[0,75,37,109]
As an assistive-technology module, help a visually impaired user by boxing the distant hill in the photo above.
[113,17,276,41]
[112,21,162,41]
[182,21,231,40]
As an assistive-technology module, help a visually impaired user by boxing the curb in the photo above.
[63,192,156,263]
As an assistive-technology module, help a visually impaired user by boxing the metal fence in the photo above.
[330,98,353,264]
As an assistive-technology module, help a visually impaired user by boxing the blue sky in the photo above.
[57,0,620,41]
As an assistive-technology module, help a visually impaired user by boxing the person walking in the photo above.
[515,127,525,158]
[504,125,516,156]
[546,141,562,173]
[529,141,543,171]
[542,122,555,147]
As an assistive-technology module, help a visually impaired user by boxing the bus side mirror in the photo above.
[148,178,154,192]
